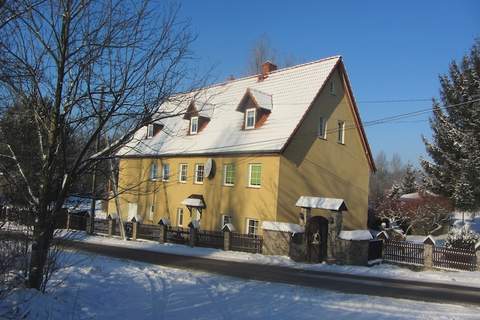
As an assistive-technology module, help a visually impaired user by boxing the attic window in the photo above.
[245,109,256,130]
[146,124,154,139]
[190,116,199,135]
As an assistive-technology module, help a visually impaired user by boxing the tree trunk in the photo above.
[27,207,54,290]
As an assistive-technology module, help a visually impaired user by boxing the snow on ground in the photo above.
[1,250,479,320]
[57,230,480,288]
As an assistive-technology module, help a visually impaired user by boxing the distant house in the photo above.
[108,56,375,235]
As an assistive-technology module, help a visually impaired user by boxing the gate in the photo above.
[305,216,328,263]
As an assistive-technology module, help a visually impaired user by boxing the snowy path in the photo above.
[1,251,480,320]
[56,230,480,288]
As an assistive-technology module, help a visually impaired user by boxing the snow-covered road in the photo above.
[1,251,480,320]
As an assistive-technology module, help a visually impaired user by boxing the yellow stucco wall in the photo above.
[109,65,371,233]
[277,67,371,230]
[108,155,280,234]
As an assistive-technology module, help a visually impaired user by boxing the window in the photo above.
[318,117,327,139]
[245,108,256,129]
[223,163,235,186]
[329,80,336,95]
[246,219,259,235]
[190,116,199,135]
[148,205,154,221]
[194,164,204,184]
[179,164,188,183]
[162,163,170,181]
[248,164,262,187]
[150,163,158,180]
[221,215,232,228]
[177,208,184,227]
[146,124,154,138]
[337,120,345,144]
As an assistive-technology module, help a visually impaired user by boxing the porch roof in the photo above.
[295,196,347,211]
[181,194,206,208]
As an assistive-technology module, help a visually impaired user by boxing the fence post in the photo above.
[423,237,435,270]
[189,226,197,247]
[158,224,167,244]
[476,243,480,271]
[108,216,113,237]
[66,212,71,230]
[223,230,231,251]
[132,221,138,241]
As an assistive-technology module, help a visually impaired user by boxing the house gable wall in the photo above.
[277,66,370,229]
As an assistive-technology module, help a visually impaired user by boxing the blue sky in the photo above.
[177,1,479,165]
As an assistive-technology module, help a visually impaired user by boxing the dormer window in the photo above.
[237,88,272,131]
[190,116,199,135]
[146,124,154,139]
[245,109,256,130]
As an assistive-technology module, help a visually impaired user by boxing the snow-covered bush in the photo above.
[445,227,480,250]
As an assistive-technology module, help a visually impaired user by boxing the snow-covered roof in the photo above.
[118,56,343,156]
[127,211,143,223]
[423,235,436,245]
[295,196,347,211]
[248,88,273,111]
[261,221,304,234]
[159,217,171,226]
[181,194,206,208]
[339,230,373,241]
[188,220,200,229]
[222,223,236,232]
[399,191,438,200]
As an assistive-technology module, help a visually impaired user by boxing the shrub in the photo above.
[445,227,479,250]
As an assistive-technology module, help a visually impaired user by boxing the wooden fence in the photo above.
[196,230,224,249]
[166,226,190,244]
[230,232,263,254]
[137,224,161,241]
[383,240,424,266]
[433,245,477,271]
[68,214,87,231]
[368,239,383,261]
[93,218,109,234]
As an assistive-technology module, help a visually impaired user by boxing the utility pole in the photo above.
[88,89,104,234]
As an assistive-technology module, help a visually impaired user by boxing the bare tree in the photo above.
[247,34,277,75]
[0,0,200,290]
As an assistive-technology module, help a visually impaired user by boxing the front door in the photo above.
[306,216,328,263]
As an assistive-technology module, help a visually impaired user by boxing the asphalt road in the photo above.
[58,239,480,306]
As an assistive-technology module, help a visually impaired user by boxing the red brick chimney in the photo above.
[259,61,277,80]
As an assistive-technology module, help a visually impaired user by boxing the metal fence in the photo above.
[230,232,263,254]
[433,245,477,271]
[196,230,224,249]
[383,240,424,266]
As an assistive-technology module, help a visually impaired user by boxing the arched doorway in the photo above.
[305,216,329,263]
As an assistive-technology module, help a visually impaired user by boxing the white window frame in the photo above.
[194,163,204,184]
[318,117,327,139]
[221,215,232,228]
[146,124,154,138]
[190,116,199,135]
[162,163,170,181]
[329,80,336,95]
[177,208,184,227]
[148,204,154,221]
[179,164,188,183]
[245,108,256,130]
[223,163,235,186]
[150,163,158,180]
[337,120,345,144]
[248,163,262,188]
[246,218,259,236]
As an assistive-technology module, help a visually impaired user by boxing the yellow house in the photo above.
[108,56,375,235]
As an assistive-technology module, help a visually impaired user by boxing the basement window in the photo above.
[246,219,259,235]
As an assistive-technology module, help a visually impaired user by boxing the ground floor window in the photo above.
[177,208,184,227]
[246,218,259,236]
